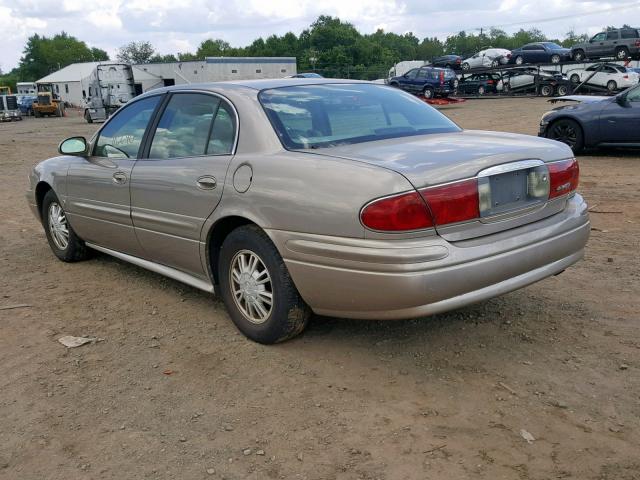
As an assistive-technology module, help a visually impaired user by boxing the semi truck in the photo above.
[83,63,136,123]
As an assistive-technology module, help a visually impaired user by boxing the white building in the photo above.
[37,57,297,107]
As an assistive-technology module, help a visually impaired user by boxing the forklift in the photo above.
[32,83,65,117]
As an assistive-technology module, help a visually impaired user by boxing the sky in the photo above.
[1,0,640,71]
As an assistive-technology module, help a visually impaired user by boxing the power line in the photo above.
[472,1,640,31]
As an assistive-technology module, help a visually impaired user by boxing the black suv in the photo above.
[571,28,640,61]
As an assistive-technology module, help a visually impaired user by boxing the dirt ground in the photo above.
[1,98,638,480]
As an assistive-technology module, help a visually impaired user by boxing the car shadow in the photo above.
[578,147,640,158]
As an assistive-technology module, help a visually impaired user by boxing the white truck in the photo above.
[83,63,137,123]
[387,61,428,80]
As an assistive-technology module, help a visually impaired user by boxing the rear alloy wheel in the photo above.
[42,190,89,262]
[462,62,470,71]
[540,84,553,97]
[547,119,584,153]
[607,80,618,92]
[573,50,585,62]
[515,56,524,65]
[550,54,561,64]
[218,225,310,344]
[477,85,486,96]
[570,74,581,84]
[422,86,435,99]
[616,47,629,61]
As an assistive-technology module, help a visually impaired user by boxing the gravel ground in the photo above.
[0,98,638,480]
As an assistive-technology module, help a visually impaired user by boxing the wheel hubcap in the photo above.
[48,202,69,250]
[230,250,273,324]
[551,124,577,147]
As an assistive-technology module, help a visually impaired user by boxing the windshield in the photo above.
[259,84,460,150]
[543,42,564,49]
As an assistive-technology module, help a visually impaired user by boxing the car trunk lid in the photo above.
[306,130,576,240]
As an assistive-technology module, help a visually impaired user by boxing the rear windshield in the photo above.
[259,84,460,150]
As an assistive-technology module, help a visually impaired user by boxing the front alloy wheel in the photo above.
[547,119,584,152]
[48,202,69,250]
[42,190,89,262]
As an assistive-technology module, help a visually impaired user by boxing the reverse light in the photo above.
[360,191,434,231]
[548,158,579,198]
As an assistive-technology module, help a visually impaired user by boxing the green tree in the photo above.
[91,47,110,61]
[19,32,96,80]
[149,53,179,63]
[117,41,155,64]
[196,39,232,57]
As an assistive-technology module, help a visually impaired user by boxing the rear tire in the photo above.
[570,74,581,84]
[616,47,629,61]
[550,54,561,64]
[462,62,470,71]
[218,225,310,344]
[477,85,485,96]
[547,118,584,153]
[556,84,569,96]
[42,190,89,262]
[573,50,585,62]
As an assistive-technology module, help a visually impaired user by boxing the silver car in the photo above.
[27,79,590,343]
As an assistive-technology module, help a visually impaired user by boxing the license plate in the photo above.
[478,165,549,217]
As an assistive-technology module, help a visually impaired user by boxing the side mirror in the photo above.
[59,136,88,156]
[616,94,628,106]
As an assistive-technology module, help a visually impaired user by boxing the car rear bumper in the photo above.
[268,194,590,320]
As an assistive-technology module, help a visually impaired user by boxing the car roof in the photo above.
[137,78,370,95]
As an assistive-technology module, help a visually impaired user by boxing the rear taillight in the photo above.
[420,179,479,226]
[361,159,579,232]
[548,158,579,199]
[623,75,629,79]
[635,40,640,47]
[439,71,444,85]
[487,80,494,85]
[360,191,434,231]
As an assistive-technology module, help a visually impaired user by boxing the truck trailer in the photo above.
[83,63,136,123]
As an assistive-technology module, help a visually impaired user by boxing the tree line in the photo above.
[1,16,622,91]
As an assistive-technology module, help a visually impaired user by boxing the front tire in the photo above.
[515,56,524,65]
[42,190,89,262]
[556,84,569,96]
[540,84,553,97]
[573,50,585,62]
[550,54,561,64]
[570,74,581,84]
[477,85,485,96]
[218,225,310,344]
[422,86,434,99]
[462,62,470,71]
[607,80,618,92]
[547,118,584,153]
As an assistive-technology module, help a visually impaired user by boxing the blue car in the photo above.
[510,42,572,65]
[388,66,458,99]
[539,83,640,152]
[17,95,36,116]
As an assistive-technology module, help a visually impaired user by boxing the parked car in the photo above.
[27,79,589,344]
[17,94,36,116]
[388,66,458,98]
[431,55,463,70]
[497,68,571,96]
[567,63,640,91]
[540,83,640,152]
[571,28,640,62]
[461,48,512,70]
[457,73,501,95]
[509,43,572,65]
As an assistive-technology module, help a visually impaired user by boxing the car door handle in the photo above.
[196,176,217,190]
[112,171,127,184]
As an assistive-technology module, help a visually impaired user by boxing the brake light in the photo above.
[360,191,434,231]
[548,158,579,199]
[420,179,479,225]
[487,80,494,85]
[623,75,629,79]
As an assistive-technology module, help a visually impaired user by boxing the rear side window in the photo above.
[621,29,639,39]
[94,95,161,158]
[149,93,234,159]
[606,31,619,40]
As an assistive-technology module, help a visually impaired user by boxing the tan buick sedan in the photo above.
[27,79,590,343]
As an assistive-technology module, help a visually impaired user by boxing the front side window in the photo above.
[405,69,418,79]
[94,95,161,158]
[149,93,235,159]
[259,84,460,150]
[592,33,606,42]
